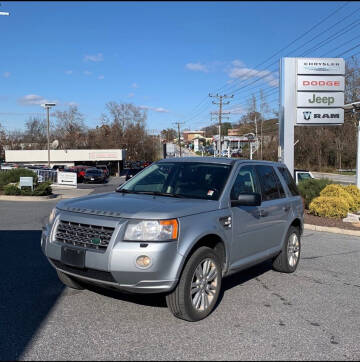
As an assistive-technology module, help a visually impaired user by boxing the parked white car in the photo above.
[294,169,314,184]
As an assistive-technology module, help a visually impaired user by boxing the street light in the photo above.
[41,103,56,168]
[343,102,360,189]
[0,12,9,15]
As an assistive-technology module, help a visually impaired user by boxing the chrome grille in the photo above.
[55,220,114,251]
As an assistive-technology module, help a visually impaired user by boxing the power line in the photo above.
[214,1,350,95]
[209,94,233,155]
[173,121,185,157]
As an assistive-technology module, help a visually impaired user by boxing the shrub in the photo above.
[342,185,360,212]
[320,184,356,212]
[297,178,333,209]
[309,196,349,218]
[2,180,52,196]
[3,184,21,195]
[0,168,38,190]
[33,181,52,196]
[20,188,33,196]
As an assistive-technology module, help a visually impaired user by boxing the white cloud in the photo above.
[65,70,73,75]
[228,64,278,87]
[84,53,104,62]
[226,106,245,115]
[186,62,208,72]
[65,101,78,107]
[98,75,104,80]
[131,82,139,88]
[18,94,57,106]
[83,70,92,76]
[231,60,244,67]
[3,72,11,78]
[140,105,169,113]
[128,93,135,98]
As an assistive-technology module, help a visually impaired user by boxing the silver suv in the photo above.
[42,158,303,321]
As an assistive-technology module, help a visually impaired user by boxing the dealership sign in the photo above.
[57,171,77,186]
[295,58,345,125]
[297,92,344,108]
[297,75,345,91]
[280,57,346,176]
[297,58,345,75]
[296,108,344,125]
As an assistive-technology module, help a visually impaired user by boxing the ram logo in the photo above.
[303,111,312,121]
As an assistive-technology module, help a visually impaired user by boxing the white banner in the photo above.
[297,75,345,91]
[296,108,344,125]
[57,171,77,186]
[297,92,344,108]
[297,58,345,75]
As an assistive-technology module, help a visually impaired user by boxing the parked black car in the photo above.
[83,168,106,184]
[124,168,142,181]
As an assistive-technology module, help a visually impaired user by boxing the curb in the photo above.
[304,223,360,237]
[0,194,59,202]
[0,190,93,202]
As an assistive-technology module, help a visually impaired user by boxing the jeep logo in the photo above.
[308,94,334,106]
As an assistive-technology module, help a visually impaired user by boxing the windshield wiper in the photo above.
[116,189,139,194]
[131,191,186,198]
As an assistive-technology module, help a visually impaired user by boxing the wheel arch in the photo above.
[179,233,228,280]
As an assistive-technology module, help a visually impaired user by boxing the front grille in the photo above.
[51,259,116,283]
[55,220,114,251]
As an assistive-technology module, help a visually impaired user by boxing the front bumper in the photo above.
[41,212,183,294]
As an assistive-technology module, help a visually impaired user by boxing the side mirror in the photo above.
[231,193,261,207]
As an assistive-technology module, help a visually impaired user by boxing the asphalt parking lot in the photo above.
[1,181,360,361]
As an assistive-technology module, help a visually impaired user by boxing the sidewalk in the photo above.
[0,187,94,202]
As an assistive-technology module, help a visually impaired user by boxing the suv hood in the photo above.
[57,192,220,219]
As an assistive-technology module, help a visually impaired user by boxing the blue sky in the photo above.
[0,1,357,133]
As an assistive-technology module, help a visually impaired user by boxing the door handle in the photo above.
[283,205,290,212]
[258,209,268,217]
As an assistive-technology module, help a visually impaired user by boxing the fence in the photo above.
[0,168,58,183]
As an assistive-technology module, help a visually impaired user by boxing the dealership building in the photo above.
[5,149,127,175]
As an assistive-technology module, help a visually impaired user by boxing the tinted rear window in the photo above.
[255,165,285,201]
[278,167,300,196]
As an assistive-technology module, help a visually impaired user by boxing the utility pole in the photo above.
[209,94,233,156]
[41,103,56,168]
[174,122,184,157]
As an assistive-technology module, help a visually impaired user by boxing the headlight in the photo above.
[124,219,178,241]
[49,207,57,224]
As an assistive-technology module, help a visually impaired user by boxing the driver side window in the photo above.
[230,165,260,200]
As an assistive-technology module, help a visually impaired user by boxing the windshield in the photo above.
[118,162,232,200]
[87,170,101,175]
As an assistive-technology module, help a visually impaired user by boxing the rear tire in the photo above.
[272,226,301,273]
[166,247,222,322]
[56,270,84,290]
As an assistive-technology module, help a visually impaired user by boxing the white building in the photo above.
[212,135,255,152]
[5,149,126,175]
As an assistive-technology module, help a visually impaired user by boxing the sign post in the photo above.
[279,57,345,176]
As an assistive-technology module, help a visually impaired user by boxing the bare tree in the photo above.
[259,90,270,160]
[161,128,177,142]
[23,117,47,149]
[53,106,88,149]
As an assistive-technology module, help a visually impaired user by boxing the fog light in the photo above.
[136,255,151,268]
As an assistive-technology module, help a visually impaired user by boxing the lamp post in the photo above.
[41,103,56,168]
[343,102,360,189]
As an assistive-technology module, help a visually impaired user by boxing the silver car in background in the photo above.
[41,158,303,321]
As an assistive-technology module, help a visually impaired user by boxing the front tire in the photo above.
[56,270,84,290]
[272,226,301,273]
[166,247,222,322]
